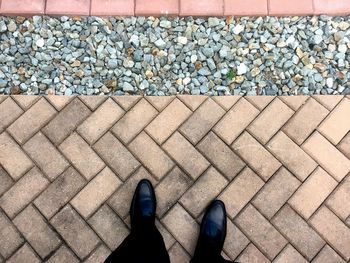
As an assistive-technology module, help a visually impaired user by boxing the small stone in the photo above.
[145,70,154,79]
[190,55,197,63]
[334,31,344,42]
[202,48,214,58]
[296,47,304,58]
[7,21,17,32]
[326,78,334,88]
[64,88,73,96]
[123,59,135,68]
[177,36,188,45]
[198,67,211,76]
[232,24,244,34]
[123,82,134,92]
[183,77,191,85]
[107,59,119,69]
[251,67,260,77]
[208,17,220,27]
[338,22,350,31]
[130,35,140,48]
[313,35,323,45]
[314,63,327,73]
[314,73,323,82]
[155,38,166,49]
[338,44,347,53]
[36,38,45,48]
[71,60,81,67]
[0,21,7,32]
[237,63,247,75]
[0,79,8,88]
[160,20,171,29]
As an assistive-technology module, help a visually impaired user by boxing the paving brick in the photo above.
[79,96,108,111]
[93,132,140,180]
[180,167,227,217]
[13,205,61,259]
[219,167,264,219]
[212,96,240,111]
[180,98,225,145]
[0,97,23,132]
[0,0,45,14]
[180,0,224,16]
[46,0,90,15]
[326,175,350,221]
[0,132,33,180]
[46,96,74,111]
[91,0,134,16]
[244,96,273,111]
[177,95,207,111]
[267,131,318,181]
[112,98,157,144]
[312,245,346,263]
[283,98,329,145]
[338,132,350,159]
[50,205,100,260]
[7,98,56,144]
[129,132,174,180]
[318,98,350,145]
[135,0,179,15]
[6,244,40,263]
[145,96,174,111]
[77,98,124,144]
[247,98,294,144]
[314,0,350,15]
[0,166,13,196]
[163,132,210,179]
[11,96,40,110]
[42,98,91,145]
[0,167,49,218]
[279,96,308,111]
[108,167,157,218]
[233,132,281,181]
[162,204,199,255]
[269,0,313,15]
[112,96,142,111]
[237,243,270,263]
[302,131,350,181]
[46,246,79,263]
[146,98,191,145]
[235,204,288,260]
[34,167,86,219]
[310,206,350,260]
[197,132,245,180]
[71,167,121,218]
[289,167,337,219]
[225,0,268,16]
[313,95,343,111]
[88,205,129,250]
[273,244,307,263]
[272,205,325,260]
[0,211,24,258]
[223,220,250,260]
[84,244,111,263]
[155,167,192,217]
[253,168,301,219]
[59,133,105,180]
[213,98,260,145]
[169,243,191,263]
[24,132,69,181]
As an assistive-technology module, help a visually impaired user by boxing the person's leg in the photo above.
[191,200,233,263]
[105,179,170,263]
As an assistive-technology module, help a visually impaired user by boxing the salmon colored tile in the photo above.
[46,0,90,15]
[225,0,268,16]
[0,0,45,14]
[269,0,313,15]
[180,0,224,16]
[314,0,350,15]
[91,0,134,16]
[135,0,179,16]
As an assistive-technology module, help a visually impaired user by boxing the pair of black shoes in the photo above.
[131,179,227,262]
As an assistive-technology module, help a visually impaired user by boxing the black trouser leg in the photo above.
[104,224,170,263]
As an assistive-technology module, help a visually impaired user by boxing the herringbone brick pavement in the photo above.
[0,95,349,263]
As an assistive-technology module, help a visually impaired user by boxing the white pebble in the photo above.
[36,38,45,48]
[237,63,247,75]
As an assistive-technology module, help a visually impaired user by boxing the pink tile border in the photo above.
[135,0,179,16]
[0,0,350,17]
[91,0,134,16]
[0,0,45,15]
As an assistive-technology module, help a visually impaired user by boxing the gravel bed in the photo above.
[0,15,349,96]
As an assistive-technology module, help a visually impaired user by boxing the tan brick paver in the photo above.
[0,95,349,262]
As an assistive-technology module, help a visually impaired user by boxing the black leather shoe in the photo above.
[193,200,227,261]
[130,179,156,230]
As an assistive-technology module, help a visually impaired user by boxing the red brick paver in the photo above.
[0,95,349,262]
